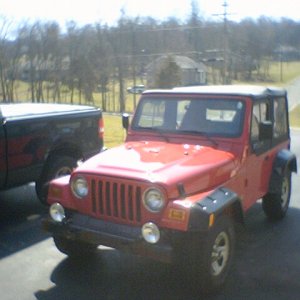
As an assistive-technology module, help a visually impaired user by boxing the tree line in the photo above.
[0,2,300,111]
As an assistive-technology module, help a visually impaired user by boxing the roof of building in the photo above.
[146,55,206,71]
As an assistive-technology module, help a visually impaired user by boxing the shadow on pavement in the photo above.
[35,251,188,300]
[0,184,49,258]
[35,203,300,300]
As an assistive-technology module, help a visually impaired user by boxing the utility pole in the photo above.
[222,0,229,84]
[214,0,230,84]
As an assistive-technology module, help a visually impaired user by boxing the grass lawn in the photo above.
[267,61,300,85]
[103,114,127,148]
[290,105,300,128]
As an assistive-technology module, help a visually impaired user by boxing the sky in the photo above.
[1,0,300,30]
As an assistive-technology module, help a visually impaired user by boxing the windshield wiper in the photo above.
[180,130,218,146]
[137,126,170,142]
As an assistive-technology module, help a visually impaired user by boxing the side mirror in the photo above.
[259,121,273,141]
[122,113,129,131]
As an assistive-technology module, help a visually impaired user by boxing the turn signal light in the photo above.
[168,208,186,221]
[98,117,104,139]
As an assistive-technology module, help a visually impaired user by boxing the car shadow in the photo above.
[35,203,300,300]
[0,184,49,258]
[35,251,186,300]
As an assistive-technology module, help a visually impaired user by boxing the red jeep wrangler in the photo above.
[43,85,297,292]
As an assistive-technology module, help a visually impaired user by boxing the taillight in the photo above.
[98,117,104,139]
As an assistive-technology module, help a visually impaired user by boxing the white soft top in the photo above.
[143,85,286,98]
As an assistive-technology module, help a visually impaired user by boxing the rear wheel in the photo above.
[36,155,78,204]
[262,171,291,220]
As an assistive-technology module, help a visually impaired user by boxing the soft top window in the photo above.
[132,96,245,137]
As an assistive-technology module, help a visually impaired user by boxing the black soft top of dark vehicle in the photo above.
[142,85,287,99]
[0,103,100,120]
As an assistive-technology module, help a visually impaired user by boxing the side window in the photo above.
[273,97,288,139]
[177,100,191,127]
[259,102,269,122]
[251,103,260,142]
[250,100,271,146]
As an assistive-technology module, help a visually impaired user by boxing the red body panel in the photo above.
[77,141,239,195]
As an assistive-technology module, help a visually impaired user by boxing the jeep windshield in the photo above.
[131,96,245,138]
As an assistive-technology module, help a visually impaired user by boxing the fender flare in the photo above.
[268,149,297,194]
[188,187,243,232]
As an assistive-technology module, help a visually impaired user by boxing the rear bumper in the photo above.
[42,213,174,263]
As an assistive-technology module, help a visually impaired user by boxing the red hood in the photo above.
[75,141,238,197]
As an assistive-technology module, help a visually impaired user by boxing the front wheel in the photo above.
[262,171,291,220]
[36,155,78,204]
[180,216,235,293]
[53,236,98,257]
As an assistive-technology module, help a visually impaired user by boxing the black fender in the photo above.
[268,149,297,194]
[188,187,243,232]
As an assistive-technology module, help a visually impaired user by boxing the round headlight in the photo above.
[50,203,65,222]
[143,188,165,213]
[142,222,160,244]
[71,176,88,198]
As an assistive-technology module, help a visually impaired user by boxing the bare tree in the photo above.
[0,17,19,102]
[95,24,113,111]
[0,11,300,107]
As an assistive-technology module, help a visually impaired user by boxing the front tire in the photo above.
[53,236,98,257]
[262,171,291,220]
[179,216,235,293]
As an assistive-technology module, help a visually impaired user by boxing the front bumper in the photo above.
[42,213,174,263]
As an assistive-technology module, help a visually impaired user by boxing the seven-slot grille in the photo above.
[90,179,142,223]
